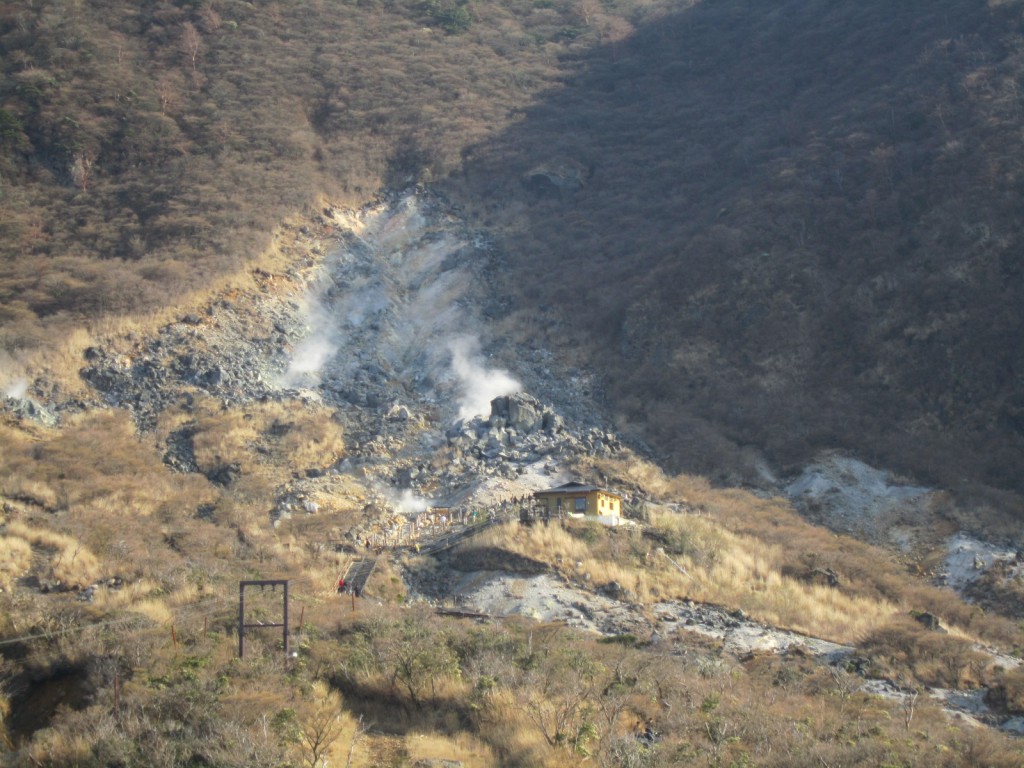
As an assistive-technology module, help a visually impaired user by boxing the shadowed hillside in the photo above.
[453,0,1024,507]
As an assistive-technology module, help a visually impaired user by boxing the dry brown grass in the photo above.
[585,454,1019,645]
[988,667,1024,715]
[88,578,163,611]
[0,409,245,603]
[861,616,991,689]
[467,688,553,767]
[0,477,59,513]
[0,535,32,590]
[3,409,218,520]
[164,396,345,488]
[666,514,900,640]
[403,731,499,768]
[128,598,175,626]
[0,423,59,510]
[479,515,897,643]
[5,521,103,588]
[580,454,689,500]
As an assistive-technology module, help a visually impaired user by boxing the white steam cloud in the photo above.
[1,351,28,398]
[394,488,431,516]
[449,336,520,420]
[378,485,432,516]
[282,334,337,387]
[280,288,340,388]
[4,377,28,399]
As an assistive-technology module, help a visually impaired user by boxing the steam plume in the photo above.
[1,352,28,398]
[281,290,339,387]
[4,378,28,399]
[394,488,430,515]
[449,336,520,419]
[378,484,432,516]
[283,334,337,387]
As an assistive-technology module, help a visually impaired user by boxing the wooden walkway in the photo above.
[416,507,524,556]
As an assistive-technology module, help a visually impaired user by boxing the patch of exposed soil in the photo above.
[784,453,938,547]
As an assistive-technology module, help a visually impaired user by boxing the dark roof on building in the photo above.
[533,481,621,498]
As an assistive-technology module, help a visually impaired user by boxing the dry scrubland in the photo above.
[0,0,641,359]
[2,414,1024,764]
[3,0,1024,763]
[476,455,1020,686]
[3,201,349,399]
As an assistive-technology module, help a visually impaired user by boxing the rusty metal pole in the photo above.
[238,582,245,658]
[283,580,289,659]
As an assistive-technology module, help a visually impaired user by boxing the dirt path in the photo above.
[361,735,409,768]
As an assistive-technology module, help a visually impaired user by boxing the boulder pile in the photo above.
[441,393,621,480]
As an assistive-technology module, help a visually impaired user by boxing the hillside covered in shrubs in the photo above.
[4,0,1024,764]
[5,0,1024,513]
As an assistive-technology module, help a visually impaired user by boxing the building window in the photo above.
[575,498,587,512]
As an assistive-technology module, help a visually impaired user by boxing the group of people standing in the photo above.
[336,577,360,597]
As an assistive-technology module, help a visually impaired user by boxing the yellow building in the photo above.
[533,481,622,518]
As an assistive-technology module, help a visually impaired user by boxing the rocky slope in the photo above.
[5,191,625,531]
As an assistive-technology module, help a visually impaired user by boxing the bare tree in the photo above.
[578,0,600,26]
[344,714,370,768]
[901,687,919,730]
[158,71,184,115]
[299,687,346,768]
[181,22,202,72]
[69,152,94,191]
[521,647,602,754]
[383,614,459,708]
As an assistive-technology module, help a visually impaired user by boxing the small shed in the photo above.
[533,481,622,518]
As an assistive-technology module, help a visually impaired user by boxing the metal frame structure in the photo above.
[238,579,289,659]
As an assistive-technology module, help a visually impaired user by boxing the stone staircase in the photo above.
[343,557,377,594]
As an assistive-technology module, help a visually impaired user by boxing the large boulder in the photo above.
[4,396,57,427]
[489,393,549,435]
[523,162,585,198]
[542,411,564,434]
[489,395,511,421]
[912,610,946,633]
[508,397,541,433]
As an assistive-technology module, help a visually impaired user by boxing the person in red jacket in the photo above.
[337,577,346,594]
